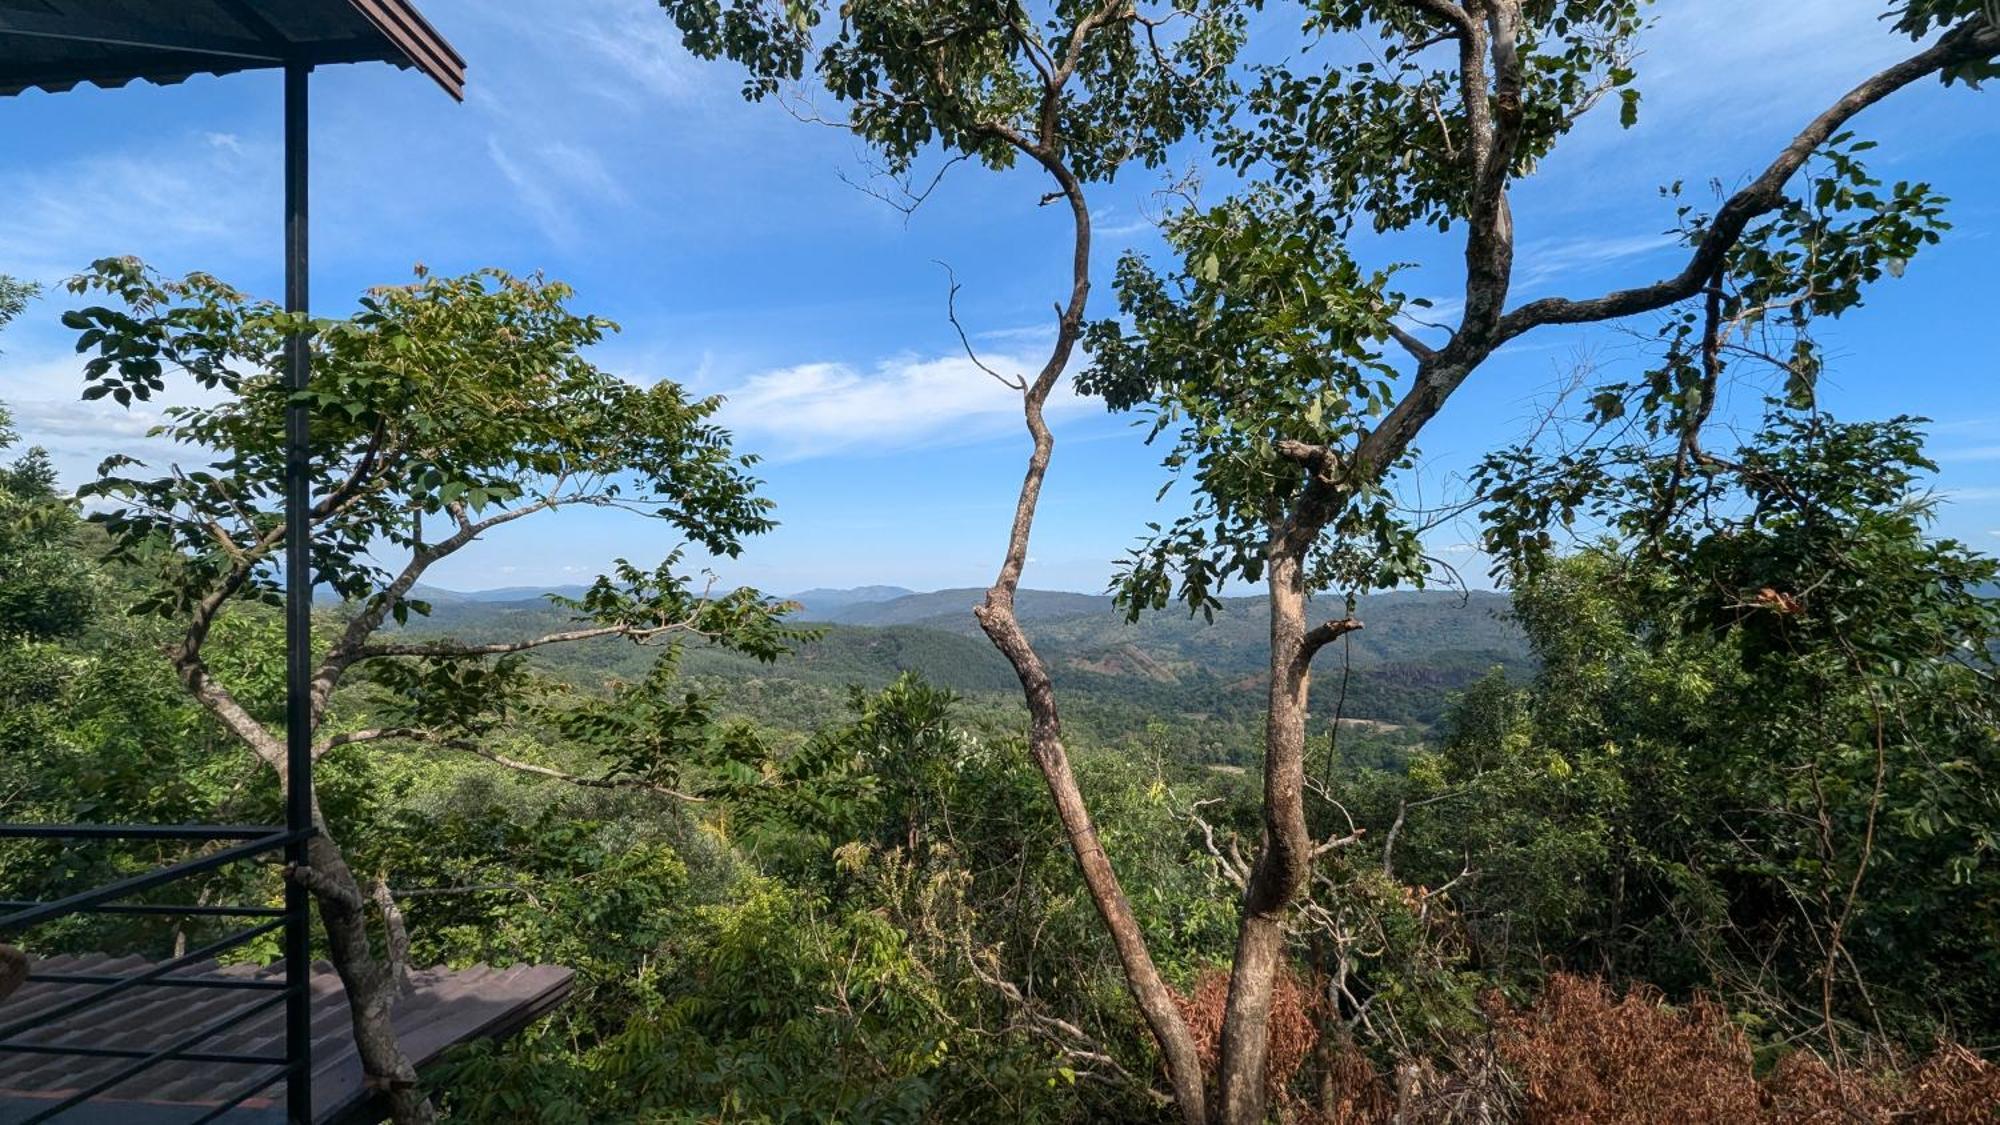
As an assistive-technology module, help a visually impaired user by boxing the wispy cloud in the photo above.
[1090,204,1160,240]
[2,339,237,492]
[1935,446,2000,463]
[974,324,1059,346]
[710,351,1091,460]
[564,5,703,108]
[1397,295,1466,337]
[486,137,630,246]
[1637,2,1917,119]
[1513,232,1680,289]
[0,131,269,281]
[1520,1,1931,239]
[0,385,183,489]
[467,0,705,112]
[1926,416,2000,436]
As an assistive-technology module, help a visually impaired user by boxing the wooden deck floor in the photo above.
[0,955,572,1124]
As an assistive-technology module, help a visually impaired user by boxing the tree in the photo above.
[1,278,56,1003]
[1467,406,2000,1056]
[60,259,793,1123]
[654,2,1244,1117]
[0,275,32,338]
[0,284,27,333]
[1080,3,1998,1118]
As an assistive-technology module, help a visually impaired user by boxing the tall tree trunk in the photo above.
[176,672,437,1124]
[295,807,436,1124]
[977,394,1209,1125]
[1217,548,1316,1123]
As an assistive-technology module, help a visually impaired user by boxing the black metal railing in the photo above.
[0,823,316,1123]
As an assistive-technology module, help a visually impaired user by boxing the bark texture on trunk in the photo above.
[1216,549,1316,1122]
[295,816,436,1125]
[966,63,1212,1113]
[976,390,1209,1124]
[0,945,25,1001]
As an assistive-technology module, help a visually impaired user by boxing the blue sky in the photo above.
[0,0,1996,597]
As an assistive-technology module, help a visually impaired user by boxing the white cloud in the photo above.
[1,345,225,491]
[0,392,183,489]
[1517,1,1947,258]
[1927,416,2000,435]
[1637,2,1917,117]
[710,351,1092,460]
[975,324,1060,346]
[1091,204,1159,240]
[1398,295,1465,337]
[6,396,162,441]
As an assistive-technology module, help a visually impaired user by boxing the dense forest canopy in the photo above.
[3,1,1999,1122]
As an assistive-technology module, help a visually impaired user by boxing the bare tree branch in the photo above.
[352,625,639,661]
[450,742,708,804]
[1300,617,1365,667]
[1386,322,1440,364]
[937,261,1027,391]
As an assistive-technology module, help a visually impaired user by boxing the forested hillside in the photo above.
[401,587,1524,757]
[6,2,2000,1124]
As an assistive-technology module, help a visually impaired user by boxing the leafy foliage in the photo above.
[1218,1,1645,236]
[65,260,773,617]
[0,275,34,344]
[1434,406,2000,1045]
[661,0,1245,180]
[1080,193,1421,615]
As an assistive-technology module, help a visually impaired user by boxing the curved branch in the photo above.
[173,652,285,768]
[1397,0,1474,40]
[937,261,1026,391]
[312,495,564,720]
[351,624,638,661]
[1495,19,2000,342]
[323,726,708,803]
[452,743,707,803]
[317,726,428,756]
[962,11,1209,1117]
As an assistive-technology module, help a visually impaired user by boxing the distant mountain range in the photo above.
[396,583,1528,751]
[786,586,1520,673]
[786,586,916,616]
[411,583,593,605]
[793,587,1112,627]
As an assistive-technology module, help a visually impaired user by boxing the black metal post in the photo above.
[283,59,316,1125]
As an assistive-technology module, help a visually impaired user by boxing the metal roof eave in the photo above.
[0,0,465,100]
[347,0,465,100]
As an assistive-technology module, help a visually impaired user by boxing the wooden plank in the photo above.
[0,958,573,1124]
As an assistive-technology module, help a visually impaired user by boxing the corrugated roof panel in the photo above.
[0,0,464,99]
